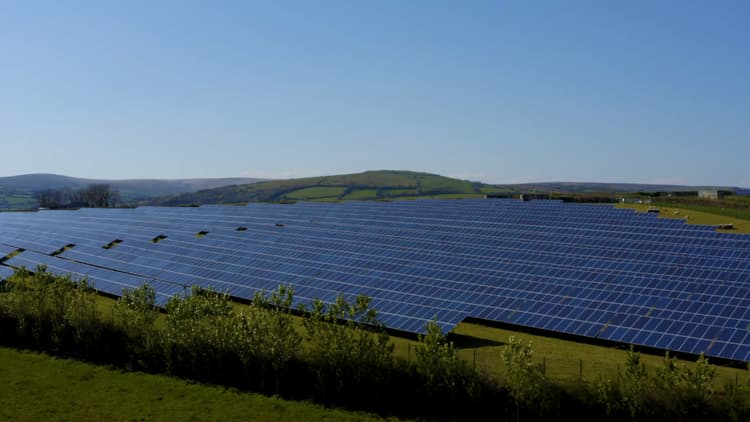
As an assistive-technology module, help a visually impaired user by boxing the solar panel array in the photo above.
[1,199,750,362]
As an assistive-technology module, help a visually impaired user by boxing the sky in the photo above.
[1,1,748,186]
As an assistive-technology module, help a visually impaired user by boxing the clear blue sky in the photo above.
[1,1,748,186]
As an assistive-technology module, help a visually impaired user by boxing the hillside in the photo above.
[0,174,264,209]
[498,181,739,194]
[148,170,496,205]
[4,172,746,210]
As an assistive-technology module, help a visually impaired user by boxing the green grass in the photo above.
[320,171,420,188]
[286,186,347,200]
[449,322,750,386]
[0,347,400,422]
[419,175,475,194]
[656,202,750,222]
[616,203,750,234]
[342,189,378,200]
[151,171,484,206]
[479,186,514,194]
[381,189,417,197]
[378,317,750,387]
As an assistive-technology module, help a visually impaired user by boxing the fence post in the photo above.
[616,363,620,388]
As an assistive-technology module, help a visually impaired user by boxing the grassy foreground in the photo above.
[0,347,400,422]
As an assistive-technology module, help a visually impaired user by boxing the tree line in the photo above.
[36,184,120,209]
[1,267,749,421]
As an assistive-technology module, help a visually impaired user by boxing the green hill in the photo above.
[0,174,264,210]
[148,170,493,205]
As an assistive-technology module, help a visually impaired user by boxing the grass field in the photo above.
[320,171,420,188]
[616,203,750,234]
[342,189,378,200]
[381,188,417,197]
[479,186,515,195]
[0,193,36,210]
[419,175,475,194]
[286,186,347,200]
[0,347,400,422]
[655,201,750,223]
[448,322,750,387]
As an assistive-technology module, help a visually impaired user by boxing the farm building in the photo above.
[698,190,730,200]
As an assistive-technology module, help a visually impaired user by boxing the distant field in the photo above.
[381,188,417,197]
[478,186,515,194]
[342,189,378,200]
[656,201,750,222]
[0,193,36,210]
[150,170,483,206]
[321,172,419,188]
[616,203,750,234]
[285,186,347,200]
[419,175,475,194]
[0,347,399,422]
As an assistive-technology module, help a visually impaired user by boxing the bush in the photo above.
[113,282,161,370]
[301,294,394,406]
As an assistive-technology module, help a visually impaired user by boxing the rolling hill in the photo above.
[148,170,496,205]
[147,170,750,206]
[3,171,746,210]
[0,174,264,210]
[504,181,738,194]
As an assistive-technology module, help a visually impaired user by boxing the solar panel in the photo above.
[1,199,750,361]
[3,250,182,306]
[0,265,14,281]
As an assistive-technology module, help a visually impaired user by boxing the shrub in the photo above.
[301,294,394,405]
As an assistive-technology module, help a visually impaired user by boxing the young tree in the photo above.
[301,294,393,400]
[620,346,649,421]
[234,285,301,392]
[113,282,160,367]
[501,336,547,413]
[414,319,474,410]
[163,286,235,378]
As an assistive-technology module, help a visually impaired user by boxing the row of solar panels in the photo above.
[3,215,750,279]
[62,202,725,237]
[2,251,180,307]
[1,199,750,361]
[33,198,717,233]
[4,208,750,258]
[25,201,750,248]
